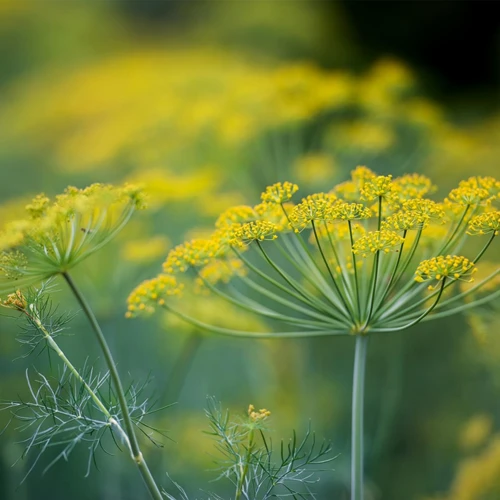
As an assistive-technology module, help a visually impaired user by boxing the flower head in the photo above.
[333,202,372,221]
[352,230,404,257]
[215,205,258,228]
[248,404,271,422]
[288,194,338,232]
[415,256,476,283]
[126,274,183,317]
[129,165,499,339]
[231,221,278,244]
[0,183,144,294]
[467,212,500,236]
[260,182,298,204]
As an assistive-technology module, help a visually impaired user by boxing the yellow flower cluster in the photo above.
[467,211,500,236]
[415,256,476,283]
[382,211,427,231]
[334,202,373,221]
[254,202,290,232]
[126,275,183,317]
[401,199,445,221]
[248,404,271,422]
[196,258,246,289]
[163,239,218,274]
[352,230,404,257]
[393,173,436,199]
[1,290,27,311]
[127,165,499,337]
[333,167,436,211]
[446,176,500,206]
[0,183,144,293]
[382,200,445,231]
[288,194,338,231]
[260,182,299,204]
[333,166,376,201]
[215,205,257,228]
[360,175,396,202]
[231,221,278,244]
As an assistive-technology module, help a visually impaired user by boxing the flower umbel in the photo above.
[0,183,145,294]
[127,166,499,338]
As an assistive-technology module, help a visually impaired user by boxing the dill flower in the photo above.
[128,166,500,500]
[0,183,144,293]
[248,404,271,422]
[231,220,278,244]
[467,211,500,236]
[129,166,499,336]
[261,181,299,204]
[352,230,404,257]
[415,256,477,288]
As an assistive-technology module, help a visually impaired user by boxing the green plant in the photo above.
[128,166,500,500]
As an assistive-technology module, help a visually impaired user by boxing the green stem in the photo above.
[364,250,380,327]
[235,428,255,500]
[351,335,368,500]
[348,221,361,319]
[62,272,163,500]
[30,311,112,421]
[312,221,355,319]
[371,278,447,332]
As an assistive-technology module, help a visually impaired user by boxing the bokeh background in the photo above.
[0,1,499,499]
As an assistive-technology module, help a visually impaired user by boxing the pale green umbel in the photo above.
[0,183,144,294]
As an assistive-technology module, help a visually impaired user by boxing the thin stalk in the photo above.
[281,202,353,316]
[371,278,447,332]
[420,287,500,321]
[235,428,255,500]
[233,247,335,317]
[351,335,368,500]
[312,221,355,319]
[29,308,112,421]
[255,241,346,318]
[238,274,350,326]
[325,222,355,300]
[348,221,361,318]
[437,205,470,256]
[62,272,163,500]
[375,231,406,310]
[161,303,347,338]
[472,233,496,263]
[377,196,382,231]
[269,237,349,319]
[364,250,380,326]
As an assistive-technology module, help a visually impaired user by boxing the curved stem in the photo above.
[420,286,500,321]
[437,205,470,256]
[351,335,368,500]
[161,302,347,338]
[62,272,163,500]
[371,278,447,332]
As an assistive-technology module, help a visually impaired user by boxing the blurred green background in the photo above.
[0,1,499,499]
